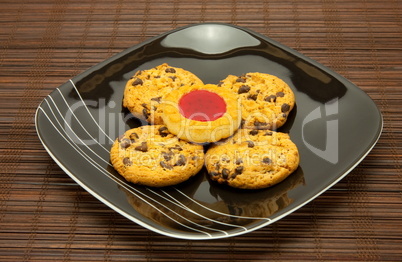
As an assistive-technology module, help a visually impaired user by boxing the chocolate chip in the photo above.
[281,103,291,113]
[276,91,285,97]
[262,157,272,164]
[129,132,139,140]
[175,155,186,166]
[236,77,246,83]
[221,156,230,163]
[165,68,176,73]
[238,85,250,94]
[151,96,162,103]
[135,142,148,152]
[160,161,173,170]
[159,133,168,138]
[254,121,268,127]
[158,126,169,137]
[162,151,174,161]
[120,138,131,149]
[142,108,150,119]
[169,76,177,81]
[169,145,183,151]
[123,157,132,166]
[247,141,255,148]
[132,78,143,86]
[247,93,258,100]
[222,168,230,179]
[249,130,259,136]
[264,95,276,102]
[234,166,244,175]
[235,158,243,165]
[264,131,273,136]
[117,134,125,142]
[210,171,219,177]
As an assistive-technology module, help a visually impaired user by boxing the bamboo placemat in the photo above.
[1,0,401,261]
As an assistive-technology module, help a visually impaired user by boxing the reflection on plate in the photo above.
[35,23,382,240]
[120,167,304,236]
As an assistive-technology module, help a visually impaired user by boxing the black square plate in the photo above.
[35,23,382,240]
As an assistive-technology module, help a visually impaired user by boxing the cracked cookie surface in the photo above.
[205,129,299,189]
[110,125,204,187]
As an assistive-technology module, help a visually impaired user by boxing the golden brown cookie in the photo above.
[205,129,299,190]
[160,83,241,144]
[110,125,204,187]
[123,63,204,124]
[218,73,295,130]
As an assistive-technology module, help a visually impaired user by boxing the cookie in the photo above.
[205,129,299,190]
[218,73,295,130]
[123,63,204,124]
[160,83,241,144]
[110,125,205,187]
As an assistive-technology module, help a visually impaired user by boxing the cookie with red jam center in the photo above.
[161,84,241,143]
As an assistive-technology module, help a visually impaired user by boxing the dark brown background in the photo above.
[1,0,401,261]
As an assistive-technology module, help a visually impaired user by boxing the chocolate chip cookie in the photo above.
[110,125,204,187]
[123,63,204,124]
[205,129,299,190]
[218,72,295,130]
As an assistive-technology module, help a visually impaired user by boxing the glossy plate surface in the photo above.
[35,23,382,240]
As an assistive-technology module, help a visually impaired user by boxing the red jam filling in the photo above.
[178,90,227,122]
